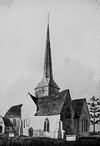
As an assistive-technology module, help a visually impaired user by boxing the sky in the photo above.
[0,0,100,117]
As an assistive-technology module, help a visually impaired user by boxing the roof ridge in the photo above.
[72,98,86,101]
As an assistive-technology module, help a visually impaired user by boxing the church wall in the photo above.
[78,103,90,136]
[22,118,30,136]
[61,100,74,135]
[0,116,5,134]
[73,119,79,135]
[49,86,59,96]
[62,118,74,135]
[22,115,64,139]
[10,117,22,136]
[79,117,89,136]
[35,86,49,98]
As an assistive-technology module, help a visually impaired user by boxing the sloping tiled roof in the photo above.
[4,104,23,118]
[35,89,71,116]
[2,117,13,127]
[72,98,86,118]
[34,89,87,118]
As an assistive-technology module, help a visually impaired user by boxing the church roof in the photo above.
[35,89,70,116]
[3,117,13,127]
[4,104,23,118]
[35,91,87,117]
[72,98,86,118]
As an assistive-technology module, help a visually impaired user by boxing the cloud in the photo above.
[0,0,100,116]
[0,57,98,116]
[0,0,13,7]
[1,75,37,116]
[55,57,98,99]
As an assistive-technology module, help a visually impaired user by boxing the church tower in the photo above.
[34,16,60,98]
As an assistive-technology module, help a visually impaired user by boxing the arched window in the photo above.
[13,119,16,127]
[84,119,88,132]
[23,120,26,128]
[82,119,88,132]
[86,120,88,132]
[44,118,49,132]
[58,120,62,139]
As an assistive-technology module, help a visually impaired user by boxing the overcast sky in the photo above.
[0,0,100,117]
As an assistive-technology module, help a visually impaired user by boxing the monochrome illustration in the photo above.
[0,0,100,145]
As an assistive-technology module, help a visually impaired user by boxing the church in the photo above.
[25,19,90,139]
[4,18,90,139]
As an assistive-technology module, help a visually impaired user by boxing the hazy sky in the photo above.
[0,0,100,117]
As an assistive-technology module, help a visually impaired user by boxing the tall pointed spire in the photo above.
[43,13,53,80]
[35,14,60,98]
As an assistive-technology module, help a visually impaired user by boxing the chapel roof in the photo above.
[35,92,87,117]
[72,98,86,118]
[4,104,23,118]
[2,117,13,127]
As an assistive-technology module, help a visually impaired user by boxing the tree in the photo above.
[88,96,100,134]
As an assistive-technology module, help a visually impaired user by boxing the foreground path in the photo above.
[0,136,100,146]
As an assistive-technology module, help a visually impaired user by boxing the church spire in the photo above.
[43,13,53,80]
[35,14,60,98]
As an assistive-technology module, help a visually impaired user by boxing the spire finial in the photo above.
[47,12,50,25]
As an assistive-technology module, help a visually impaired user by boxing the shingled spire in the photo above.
[35,14,60,98]
[43,14,53,80]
